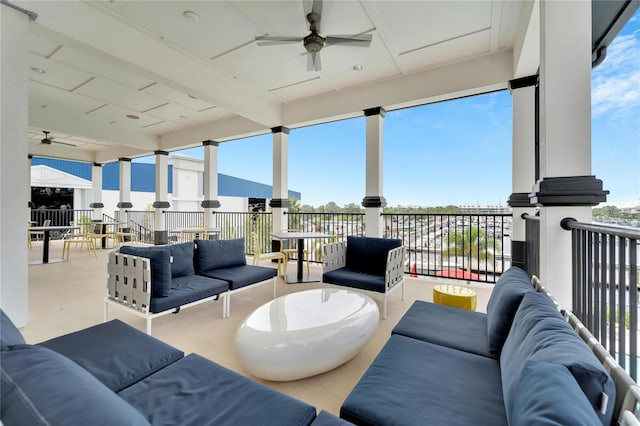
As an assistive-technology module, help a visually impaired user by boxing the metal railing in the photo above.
[125,210,155,244]
[523,213,540,278]
[30,208,92,227]
[562,218,640,380]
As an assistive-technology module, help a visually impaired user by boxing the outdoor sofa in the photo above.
[0,310,351,425]
[340,266,623,425]
[106,238,278,334]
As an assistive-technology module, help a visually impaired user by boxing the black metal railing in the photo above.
[562,218,640,380]
[30,208,92,227]
[163,211,204,242]
[523,213,540,278]
[124,210,155,244]
[382,213,512,283]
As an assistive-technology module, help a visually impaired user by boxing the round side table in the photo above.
[433,284,477,311]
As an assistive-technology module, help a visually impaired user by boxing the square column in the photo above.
[153,151,170,244]
[362,107,387,237]
[117,158,133,222]
[201,141,220,228]
[269,127,290,251]
[1,5,31,326]
[90,163,104,221]
[531,0,608,308]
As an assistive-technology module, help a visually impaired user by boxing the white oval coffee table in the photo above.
[235,288,379,381]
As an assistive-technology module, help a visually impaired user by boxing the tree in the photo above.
[443,226,499,274]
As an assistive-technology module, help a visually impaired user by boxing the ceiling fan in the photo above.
[255,0,372,71]
[40,130,77,147]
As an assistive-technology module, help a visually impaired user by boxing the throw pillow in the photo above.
[119,246,172,297]
[169,242,195,278]
[195,238,246,272]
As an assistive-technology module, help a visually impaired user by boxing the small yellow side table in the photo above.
[433,284,477,311]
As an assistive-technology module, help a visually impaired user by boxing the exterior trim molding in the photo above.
[153,201,170,208]
[116,202,133,208]
[362,196,387,208]
[89,202,105,208]
[92,162,102,168]
[202,140,219,146]
[154,230,168,246]
[363,107,386,117]
[269,198,291,208]
[201,200,221,208]
[508,192,536,208]
[508,75,538,90]
[271,126,290,134]
[118,157,132,162]
[154,150,169,156]
[530,176,609,206]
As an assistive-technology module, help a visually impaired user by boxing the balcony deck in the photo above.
[23,240,494,416]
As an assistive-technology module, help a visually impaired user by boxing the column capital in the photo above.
[92,162,102,167]
[269,198,291,208]
[201,200,221,208]
[508,192,536,208]
[28,154,33,159]
[202,140,219,146]
[118,157,132,162]
[154,150,169,156]
[508,75,538,91]
[363,107,386,117]
[152,201,170,208]
[361,196,387,208]
[530,176,609,206]
[116,202,133,208]
[271,126,290,134]
[89,202,104,208]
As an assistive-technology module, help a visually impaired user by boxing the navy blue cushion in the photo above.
[149,275,228,313]
[345,236,402,276]
[120,246,172,297]
[1,309,26,351]
[501,292,615,426]
[38,319,184,392]
[392,300,492,357]
[323,268,385,293]
[311,410,354,425]
[340,335,507,426]
[195,238,246,273]
[0,344,149,426]
[510,360,601,426]
[169,242,195,278]
[119,353,317,426]
[200,264,277,290]
[486,266,533,355]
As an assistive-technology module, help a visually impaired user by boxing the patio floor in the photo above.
[23,240,494,416]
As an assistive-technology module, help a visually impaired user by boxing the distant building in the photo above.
[30,156,300,213]
[459,205,512,214]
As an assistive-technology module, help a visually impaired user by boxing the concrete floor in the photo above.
[23,239,494,416]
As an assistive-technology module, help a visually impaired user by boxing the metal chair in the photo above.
[252,231,285,277]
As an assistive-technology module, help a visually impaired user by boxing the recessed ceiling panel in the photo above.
[86,103,166,129]
[29,81,105,113]
[28,53,94,92]
[141,83,216,111]
[75,77,165,112]
[28,34,61,58]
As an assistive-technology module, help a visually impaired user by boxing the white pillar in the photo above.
[269,127,290,249]
[1,5,31,326]
[117,158,133,222]
[507,76,538,271]
[90,163,104,221]
[531,0,607,308]
[362,107,386,237]
[201,141,220,228]
[153,151,170,244]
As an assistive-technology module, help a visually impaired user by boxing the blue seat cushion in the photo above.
[346,236,402,276]
[0,309,26,350]
[169,242,195,278]
[392,300,492,358]
[118,353,317,426]
[340,335,507,426]
[120,245,172,297]
[486,266,533,356]
[200,264,276,290]
[38,319,184,392]
[0,344,150,426]
[510,360,601,425]
[195,238,247,273]
[149,275,228,313]
[311,410,354,425]
[323,268,385,293]
[501,291,615,426]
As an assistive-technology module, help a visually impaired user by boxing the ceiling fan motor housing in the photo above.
[304,31,325,52]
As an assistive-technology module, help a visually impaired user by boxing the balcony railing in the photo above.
[30,208,92,227]
[562,218,640,380]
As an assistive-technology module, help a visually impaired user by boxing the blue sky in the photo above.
[169,11,639,208]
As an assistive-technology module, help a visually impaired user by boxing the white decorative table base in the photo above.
[235,288,379,381]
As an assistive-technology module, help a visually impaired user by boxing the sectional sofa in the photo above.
[106,238,278,334]
[0,310,352,425]
[340,267,619,425]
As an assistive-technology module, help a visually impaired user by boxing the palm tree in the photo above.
[442,226,499,275]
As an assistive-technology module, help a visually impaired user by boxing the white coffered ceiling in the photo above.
[17,0,537,163]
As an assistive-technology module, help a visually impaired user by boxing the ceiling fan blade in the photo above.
[325,34,372,47]
[307,51,322,71]
[255,36,303,46]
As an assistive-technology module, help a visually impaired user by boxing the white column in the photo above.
[90,163,104,221]
[532,0,607,308]
[270,127,289,238]
[153,151,170,244]
[362,107,386,237]
[117,158,133,222]
[201,141,220,228]
[507,77,537,270]
[1,5,31,326]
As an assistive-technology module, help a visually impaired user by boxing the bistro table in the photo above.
[29,225,79,265]
[270,231,333,284]
[95,221,127,248]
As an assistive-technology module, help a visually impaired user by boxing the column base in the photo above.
[154,230,168,245]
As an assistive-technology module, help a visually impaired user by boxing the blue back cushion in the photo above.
[1,344,150,425]
[510,360,601,425]
[486,266,533,355]
[1,309,26,350]
[501,292,615,426]
[346,236,402,276]
[169,242,195,278]
[119,246,172,297]
[195,238,246,273]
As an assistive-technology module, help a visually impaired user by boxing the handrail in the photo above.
[561,217,640,239]
[521,212,539,221]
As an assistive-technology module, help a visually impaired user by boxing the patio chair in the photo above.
[114,227,137,247]
[279,229,310,276]
[62,222,97,260]
[29,219,51,244]
[252,231,285,277]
